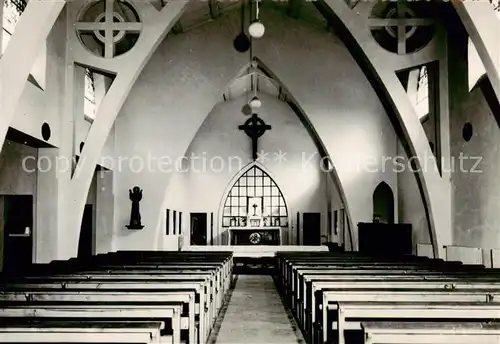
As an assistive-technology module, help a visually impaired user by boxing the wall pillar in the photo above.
[447,14,471,247]
[0,197,4,271]
[95,170,115,254]
[35,148,60,263]
[320,0,452,257]
[57,0,192,260]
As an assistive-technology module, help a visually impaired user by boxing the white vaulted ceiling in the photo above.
[223,70,282,103]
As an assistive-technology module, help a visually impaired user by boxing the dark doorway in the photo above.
[2,195,33,272]
[373,182,395,224]
[190,213,207,246]
[210,213,214,245]
[78,204,94,259]
[302,212,321,246]
[296,212,300,245]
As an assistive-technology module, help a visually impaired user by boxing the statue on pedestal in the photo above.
[126,186,144,229]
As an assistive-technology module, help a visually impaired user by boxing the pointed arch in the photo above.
[252,56,356,248]
[314,0,451,258]
[158,55,355,248]
[60,0,192,259]
[373,181,394,224]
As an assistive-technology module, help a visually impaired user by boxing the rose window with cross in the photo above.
[369,1,435,55]
[76,0,141,58]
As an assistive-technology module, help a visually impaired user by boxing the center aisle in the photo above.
[214,275,304,344]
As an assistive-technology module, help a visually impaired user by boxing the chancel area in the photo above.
[1,0,500,343]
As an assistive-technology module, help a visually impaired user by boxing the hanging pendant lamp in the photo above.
[233,1,250,52]
[250,96,261,108]
[249,0,265,38]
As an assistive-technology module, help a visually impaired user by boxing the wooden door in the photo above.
[78,204,95,259]
[3,195,33,272]
[190,213,207,246]
[302,212,321,246]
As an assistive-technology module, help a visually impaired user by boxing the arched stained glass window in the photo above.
[222,166,288,228]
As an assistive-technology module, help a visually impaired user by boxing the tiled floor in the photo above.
[215,275,304,344]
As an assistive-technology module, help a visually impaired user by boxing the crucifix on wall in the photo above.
[238,113,271,160]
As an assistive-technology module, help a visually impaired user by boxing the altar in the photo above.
[229,227,281,246]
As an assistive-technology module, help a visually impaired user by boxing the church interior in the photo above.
[0,0,500,342]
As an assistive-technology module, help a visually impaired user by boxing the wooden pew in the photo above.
[0,290,196,344]
[286,261,499,326]
[3,257,229,325]
[0,304,183,344]
[288,262,490,304]
[19,253,233,295]
[79,266,225,313]
[0,320,164,344]
[26,262,230,316]
[11,251,233,285]
[58,253,233,286]
[0,251,234,344]
[275,253,488,297]
[333,301,500,344]
[275,252,500,344]
[304,274,500,330]
[361,321,500,344]
[304,277,500,329]
[317,290,500,344]
[22,262,226,309]
[19,269,218,320]
[0,278,209,344]
[281,259,486,306]
[95,264,230,300]
[295,268,499,318]
[7,273,216,335]
[288,266,499,344]
[292,263,494,294]
[277,254,470,288]
[289,264,500,327]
